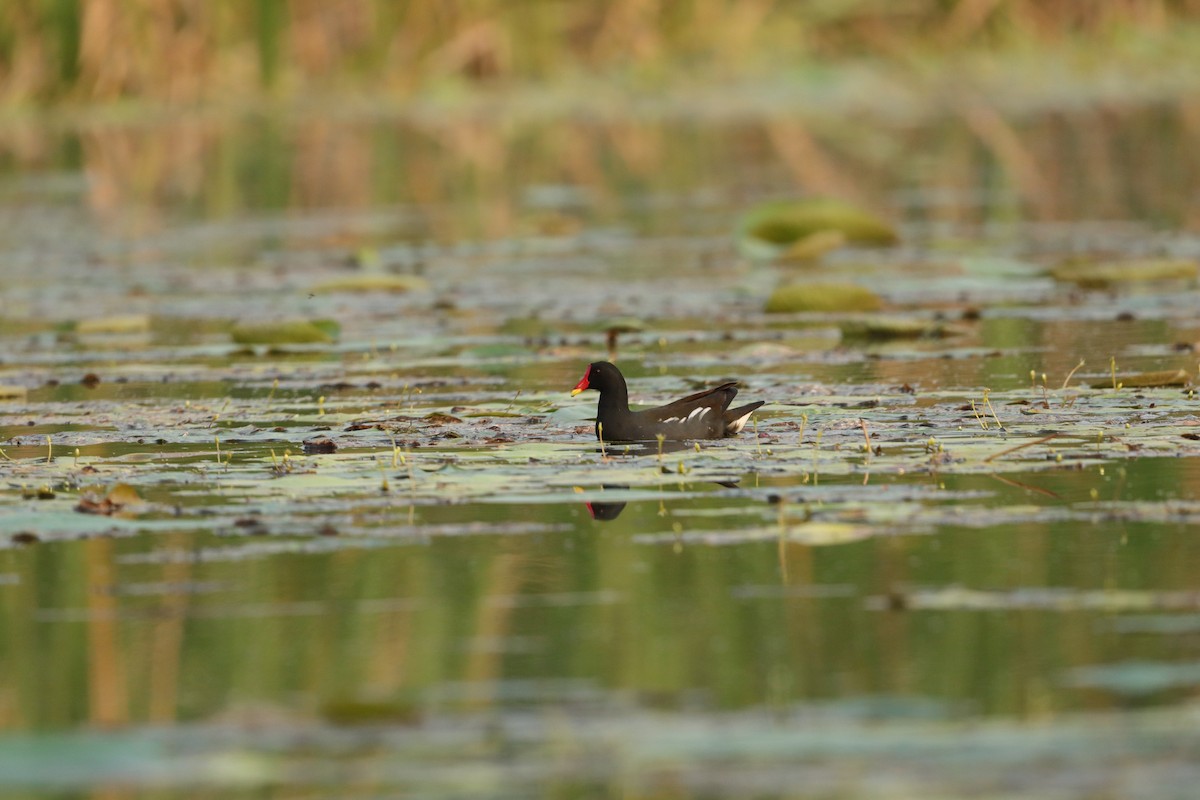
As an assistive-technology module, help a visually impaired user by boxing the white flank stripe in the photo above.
[727,411,753,433]
[686,407,709,422]
[662,417,681,424]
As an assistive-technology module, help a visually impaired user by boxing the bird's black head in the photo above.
[570,361,625,395]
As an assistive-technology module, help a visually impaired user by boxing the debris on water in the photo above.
[75,483,143,516]
[302,437,338,454]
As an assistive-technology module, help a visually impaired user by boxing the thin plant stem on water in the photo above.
[971,399,984,429]
[983,389,1003,431]
[1061,360,1085,390]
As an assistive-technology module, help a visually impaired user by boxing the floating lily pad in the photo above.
[1090,369,1191,389]
[736,198,898,260]
[765,283,883,313]
[0,385,27,400]
[75,314,152,335]
[597,317,645,335]
[840,317,962,340]
[230,319,340,345]
[1050,258,1199,287]
[311,274,429,293]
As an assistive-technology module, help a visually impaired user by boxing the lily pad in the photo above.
[0,385,27,400]
[311,274,429,293]
[840,317,962,340]
[736,198,898,260]
[230,319,340,345]
[765,283,883,313]
[75,314,152,335]
[597,317,645,335]
[1090,369,1191,389]
[1050,258,1199,287]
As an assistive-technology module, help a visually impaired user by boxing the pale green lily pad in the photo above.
[596,317,645,334]
[736,198,898,260]
[75,314,152,335]
[777,229,848,262]
[840,317,963,340]
[1050,258,1199,287]
[230,319,340,345]
[765,283,883,313]
[1090,369,1191,389]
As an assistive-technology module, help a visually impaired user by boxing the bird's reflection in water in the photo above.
[585,498,628,521]
[582,478,741,522]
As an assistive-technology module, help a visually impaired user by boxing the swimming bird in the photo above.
[570,361,764,442]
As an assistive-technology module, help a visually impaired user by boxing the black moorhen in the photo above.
[571,361,764,442]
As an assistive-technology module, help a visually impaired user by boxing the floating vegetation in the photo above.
[1050,258,1199,287]
[764,282,883,313]
[74,314,153,335]
[839,316,964,340]
[229,319,341,345]
[1090,369,1192,389]
[736,198,899,260]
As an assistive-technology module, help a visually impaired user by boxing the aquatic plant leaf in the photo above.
[105,483,143,506]
[75,314,152,335]
[781,229,848,261]
[230,320,339,345]
[1089,369,1191,389]
[0,385,27,400]
[311,274,429,293]
[765,283,883,313]
[736,198,898,260]
[840,317,962,340]
[597,317,646,334]
[1050,258,1199,287]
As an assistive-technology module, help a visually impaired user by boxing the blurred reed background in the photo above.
[2,0,1199,106]
[0,0,1196,236]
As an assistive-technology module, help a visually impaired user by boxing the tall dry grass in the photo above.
[1,0,1198,106]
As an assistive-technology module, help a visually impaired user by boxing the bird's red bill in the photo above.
[570,369,590,396]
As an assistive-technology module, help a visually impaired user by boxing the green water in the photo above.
[2,100,1200,797]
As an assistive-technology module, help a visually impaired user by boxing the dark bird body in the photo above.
[571,361,764,442]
